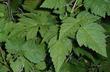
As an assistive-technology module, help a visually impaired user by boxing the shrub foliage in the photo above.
[0,0,110,72]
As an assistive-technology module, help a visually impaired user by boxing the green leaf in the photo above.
[26,26,38,40]
[49,37,72,72]
[24,59,35,72]
[99,61,110,72]
[0,33,7,42]
[106,36,110,60]
[0,64,9,72]
[76,23,107,57]
[0,18,5,31]
[60,62,86,72]
[3,22,15,35]
[40,25,58,43]
[8,23,26,39]
[6,38,25,53]
[0,20,15,42]
[84,0,110,17]
[10,0,23,11]
[41,0,70,14]
[9,15,39,40]
[20,12,57,41]
[23,0,37,11]
[60,11,99,39]
[35,62,46,70]
[22,12,56,25]
[41,0,67,9]
[10,57,24,72]
[75,48,95,62]
[59,63,75,72]
[22,40,46,63]
[0,4,6,17]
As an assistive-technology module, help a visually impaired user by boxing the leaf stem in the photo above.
[71,0,77,13]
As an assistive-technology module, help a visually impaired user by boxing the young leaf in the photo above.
[76,23,107,57]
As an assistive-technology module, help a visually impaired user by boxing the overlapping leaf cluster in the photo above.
[0,0,110,72]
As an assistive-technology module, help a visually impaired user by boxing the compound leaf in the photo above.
[60,11,99,39]
[76,23,107,57]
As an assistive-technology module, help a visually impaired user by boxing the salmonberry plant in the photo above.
[0,0,110,72]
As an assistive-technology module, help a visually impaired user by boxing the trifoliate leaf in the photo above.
[76,23,107,57]
[23,12,56,25]
[60,11,99,39]
[49,37,72,72]
[19,12,57,41]
[84,0,110,17]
